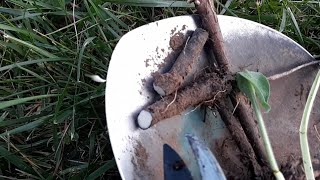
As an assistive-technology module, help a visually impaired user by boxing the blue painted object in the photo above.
[163,144,192,180]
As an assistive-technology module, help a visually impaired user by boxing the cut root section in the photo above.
[137,73,231,129]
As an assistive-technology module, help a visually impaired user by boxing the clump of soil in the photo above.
[134,141,148,169]
[282,157,320,180]
[170,32,186,50]
[131,141,153,179]
[144,58,151,68]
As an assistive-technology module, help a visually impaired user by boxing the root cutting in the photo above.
[190,0,271,177]
[189,0,230,74]
[216,99,263,177]
[137,73,231,129]
[153,28,209,96]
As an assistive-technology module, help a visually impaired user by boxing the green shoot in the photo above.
[299,70,320,180]
[236,70,284,180]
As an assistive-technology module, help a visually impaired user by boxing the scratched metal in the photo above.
[105,15,316,179]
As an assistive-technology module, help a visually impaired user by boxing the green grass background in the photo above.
[0,0,319,179]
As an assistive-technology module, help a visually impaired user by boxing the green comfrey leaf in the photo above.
[236,70,271,112]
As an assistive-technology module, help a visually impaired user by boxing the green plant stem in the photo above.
[249,85,285,180]
[300,70,320,180]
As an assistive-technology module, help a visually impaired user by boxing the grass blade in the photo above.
[0,7,23,16]
[0,24,46,42]
[84,0,113,53]
[54,110,73,124]
[77,37,95,82]
[7,12,45,22]
[0,113,52,127]
[103,0,193,7]
[0,112,8,123]
[4,34,58,58]
[287,7,304,45]
[0,40,24,55]
[279,8,287,32]
[0,84,53,101]
[0,58,72,72]
[0,94,57,110]
[87,159,116,179]
[215,0,238,17]
[101,7,129,30]
[0,146,35,174]
[88,0,121,38]
[0,118,46,136]
[16,64,51,83]
[220,0,234,15]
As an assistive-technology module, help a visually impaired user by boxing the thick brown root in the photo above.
[138,73,231,129]
[153,28,209,96]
